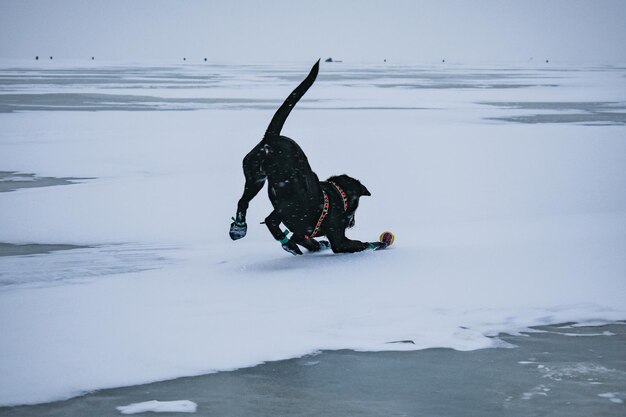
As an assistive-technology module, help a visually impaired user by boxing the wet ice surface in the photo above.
[1,63,624,117]
[482,101,626,125]
[0,242,88,257]
[0,93,283,112]
[0,171,91,193]
[1,323,624,417]
[0,243,178,289]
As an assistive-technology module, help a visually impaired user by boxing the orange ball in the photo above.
[379,231,395,246]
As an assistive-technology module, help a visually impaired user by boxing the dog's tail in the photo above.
[263,59,320,140]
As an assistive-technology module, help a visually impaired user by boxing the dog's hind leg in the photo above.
[230,156,267,240]
[235,176,265,221]
[230,177,264,240]
[230,179,263,240]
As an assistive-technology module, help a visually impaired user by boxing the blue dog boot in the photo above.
[229,218,247,240]
[281,240,303,255]
[279,230,302,255]
[368,241,388,251]
[318,240,331,251]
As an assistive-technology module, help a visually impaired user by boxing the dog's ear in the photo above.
[361,185,371,196]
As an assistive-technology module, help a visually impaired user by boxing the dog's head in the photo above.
[327,174,371,228]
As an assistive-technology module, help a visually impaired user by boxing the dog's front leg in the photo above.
[326,228,378,253]
[330,237,369,253]
[265,210,302,255]
[291,234,330,252]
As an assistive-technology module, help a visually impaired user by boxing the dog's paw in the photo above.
[229,219,247,240]
[282,240,303,255]
[367,241,388,251]
[318,240,331,251]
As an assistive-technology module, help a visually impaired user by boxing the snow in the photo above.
[522,385,550,400]
[598,393,624,404]
[0,62,625,406]
[550,331,615,337]
[116,400,197,414]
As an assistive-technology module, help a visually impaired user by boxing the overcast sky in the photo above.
[2,0,625,64]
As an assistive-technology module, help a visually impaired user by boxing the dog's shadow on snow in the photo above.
[244,250,387,274]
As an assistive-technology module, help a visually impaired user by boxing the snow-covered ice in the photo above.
[0,61,625,406]
[116,400,197,414]
[598,392,625,404]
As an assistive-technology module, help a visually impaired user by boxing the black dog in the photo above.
[229,60,386,255]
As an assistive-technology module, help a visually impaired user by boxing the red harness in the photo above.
[306,181,348,238]
[328,181,348,211]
